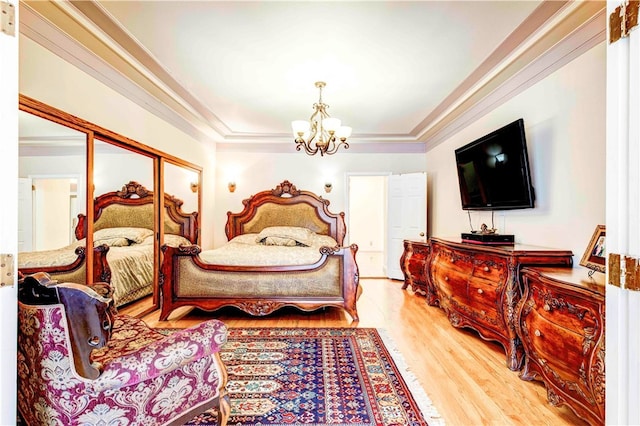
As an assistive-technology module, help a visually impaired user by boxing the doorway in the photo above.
[18,176,79,252]
[347,174,388,278]
[347,172,427,280]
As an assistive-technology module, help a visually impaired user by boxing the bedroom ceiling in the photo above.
[19,1,606,153]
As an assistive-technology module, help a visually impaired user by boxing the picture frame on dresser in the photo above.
[580,225,606,274]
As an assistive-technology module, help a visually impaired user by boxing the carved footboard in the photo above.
[18,245,111,285]
[159,244,360,321]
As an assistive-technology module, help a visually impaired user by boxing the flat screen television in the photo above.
[454,118,535,211]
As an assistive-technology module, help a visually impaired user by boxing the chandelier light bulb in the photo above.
[336,126,352,140]
[323,117,341,133]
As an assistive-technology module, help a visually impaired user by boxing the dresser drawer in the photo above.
[528,282,599,333]
[468,278,500,311]
[406,254,427,281]
[521,307,587,381]
[471,256,508,282]
[431,261,469,302]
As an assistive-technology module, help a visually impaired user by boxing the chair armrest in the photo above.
[89,319,227,392]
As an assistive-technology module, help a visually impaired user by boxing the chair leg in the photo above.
[217,392,231,426]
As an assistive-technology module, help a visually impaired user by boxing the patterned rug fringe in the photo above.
[376,328,445,426]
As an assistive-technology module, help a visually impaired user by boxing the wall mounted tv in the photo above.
[454,118,535,211]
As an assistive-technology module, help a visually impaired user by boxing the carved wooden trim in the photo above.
[271,180,300,197]
[115,181,150,198]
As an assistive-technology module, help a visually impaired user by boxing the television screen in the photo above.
[454,118,535,210]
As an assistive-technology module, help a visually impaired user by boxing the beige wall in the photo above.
[212,151,426,248]
[19,38,218,247]
[426,43,606,260]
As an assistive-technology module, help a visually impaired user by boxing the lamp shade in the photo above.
[336,126,352,139]
[292,120,309,136]
[322,117,341,133]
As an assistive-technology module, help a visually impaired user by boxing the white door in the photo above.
[33,178,73,250]
[386,172,427,280]
[0,2,19,423]
[18,178,33,252]
[605,1,640,423]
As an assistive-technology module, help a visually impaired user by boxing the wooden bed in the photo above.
[19,181,198,307]
[18,245,110,287]
[159,180,361,321]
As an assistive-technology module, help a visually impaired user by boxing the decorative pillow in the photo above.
[94,227,154,244]
[262,236,299,247]
[230,234,257,245]
[256,226,314,247]
[94,237,130,247]
[309,234,339,248]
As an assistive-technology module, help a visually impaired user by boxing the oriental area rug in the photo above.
[180,327,445,426]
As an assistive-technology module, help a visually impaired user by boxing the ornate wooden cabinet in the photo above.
[517,267,605,425]
[427,238,573,371]
[400,240,429,295]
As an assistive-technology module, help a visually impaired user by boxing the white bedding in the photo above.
[198,232,339,266]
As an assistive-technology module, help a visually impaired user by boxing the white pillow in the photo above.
[94,237,130,247]
[94,227,154,244]
[255,226,314,247]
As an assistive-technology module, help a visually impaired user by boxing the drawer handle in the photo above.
[477,288,483,294]
[534,329,542,337]
[544,304,551,311]
[444,276,449,281]
[483,266,489,272]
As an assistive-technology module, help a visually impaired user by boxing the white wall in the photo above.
[426,43,606,261]
[213,151,426,248]
[19,38,218,247]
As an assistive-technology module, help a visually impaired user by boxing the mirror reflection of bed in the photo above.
[18,181,198,308]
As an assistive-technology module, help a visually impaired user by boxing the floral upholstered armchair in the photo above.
[17,273,230,426]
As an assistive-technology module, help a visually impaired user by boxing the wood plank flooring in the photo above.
[121,278,587,426]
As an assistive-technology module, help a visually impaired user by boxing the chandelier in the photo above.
[291,81,352,156]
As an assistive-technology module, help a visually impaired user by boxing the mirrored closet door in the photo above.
[18,94,202,316]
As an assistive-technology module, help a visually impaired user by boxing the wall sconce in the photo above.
[228,182,236,193]
[324,182,333,193]
[190,182,199,193]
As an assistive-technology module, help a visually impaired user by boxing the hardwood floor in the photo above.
[121,278,587,426]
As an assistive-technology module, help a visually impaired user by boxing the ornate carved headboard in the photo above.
[76,181,199,244]
[225,180,346,245]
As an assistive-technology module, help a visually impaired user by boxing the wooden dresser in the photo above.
[517,267,605,425]
[427,237,573,371]
[400,240,429,296]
